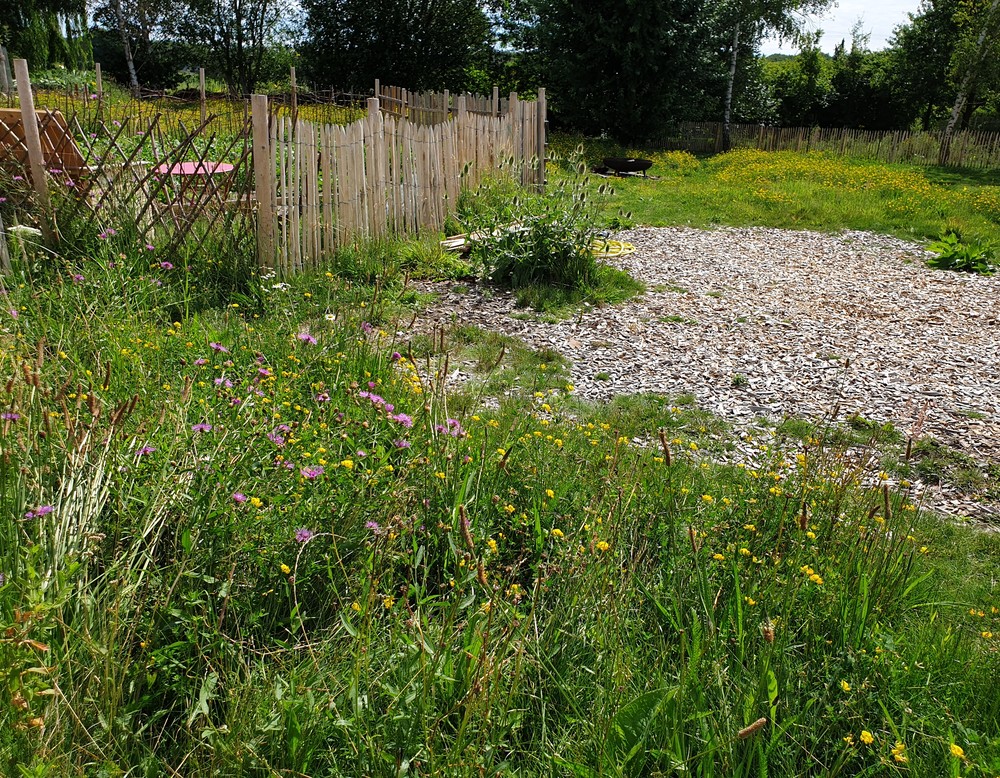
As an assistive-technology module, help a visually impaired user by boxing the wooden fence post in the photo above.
[374,78,380,100]
[14,59,54,243]
[536,87,546,190]
[0,46,10,97]
[199,67,207,125]
[290,66,298,127]
[0,211,11,274]
[493,85,499,117]
[251,94,275,272]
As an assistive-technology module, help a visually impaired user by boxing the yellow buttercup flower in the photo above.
[840,680,851,692]
[950,743,965,759]
[860,730,874,745]
[280,563,291,575]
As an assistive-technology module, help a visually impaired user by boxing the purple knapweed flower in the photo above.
[315,392,330,403]
[297,332,317,345]
[391,412,414,428]
[194,358,208,366]
[393,439,411,449]
[365,521,381,532]
[209,342,229,353]
[361,321,373,334]
[267,432,285,447]
[145,244,155,251]
[160,261,173,270]
[191,423,213,433]
[1,412,20,421]
[71,274,85,283]
[301,466,324,480]
[135,445,156,456]
[232,492,248,503]
[25,505,54,519]
[295,527,315,542]
[391,351,402,361]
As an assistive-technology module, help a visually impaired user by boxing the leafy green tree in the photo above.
[170,0,296,96]
[713,0,833,148]
[533,0,719,142]
[887,0,964,130]
[0,0,89,68]
[939,0,1000,162]
[302,0,491,92]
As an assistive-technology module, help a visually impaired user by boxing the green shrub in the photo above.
[460,151,621,298]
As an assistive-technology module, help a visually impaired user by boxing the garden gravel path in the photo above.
[411,227,1000,521]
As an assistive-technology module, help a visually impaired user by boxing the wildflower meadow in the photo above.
[1,142,999,777]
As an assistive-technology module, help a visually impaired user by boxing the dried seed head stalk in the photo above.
[799,500,808,531]
[657,428,672,466]
[477,562,488,587]
[688,525,699,555]
[738,717,768,739]
[459,504,475,553]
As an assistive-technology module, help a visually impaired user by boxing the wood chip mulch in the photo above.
[409,226,1000,522]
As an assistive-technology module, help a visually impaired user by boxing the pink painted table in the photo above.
[154,161,235,176]
[154,161,236,211]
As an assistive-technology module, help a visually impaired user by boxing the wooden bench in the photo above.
[0,108,88,184]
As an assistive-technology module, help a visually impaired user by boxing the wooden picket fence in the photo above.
[376,83,528,125]
[252,92,546,276]
[663,121,1000,169]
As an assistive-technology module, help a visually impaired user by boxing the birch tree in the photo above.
[938,0,1000,164]
[715,0,832,150]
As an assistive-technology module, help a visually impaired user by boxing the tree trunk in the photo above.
[939,0,1000,165]
[722,23,740,153]
[113,0,140,98]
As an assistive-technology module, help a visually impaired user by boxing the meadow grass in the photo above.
[549,136,1000,247]
[1,148,1000,776]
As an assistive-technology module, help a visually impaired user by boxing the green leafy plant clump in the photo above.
[456,151,645,311]
[926,231,996,274]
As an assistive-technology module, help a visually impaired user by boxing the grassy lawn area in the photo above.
[549,135,1000,246]
[2,141,999,776]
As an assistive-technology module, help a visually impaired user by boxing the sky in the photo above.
[760,0,924,55]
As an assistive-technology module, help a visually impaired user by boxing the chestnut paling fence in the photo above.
[1,57,547,278]
[252,89,546,276]
[663,121,1000,169]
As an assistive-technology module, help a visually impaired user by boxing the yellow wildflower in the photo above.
[950,743,965,759]
[860,730,874,745]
